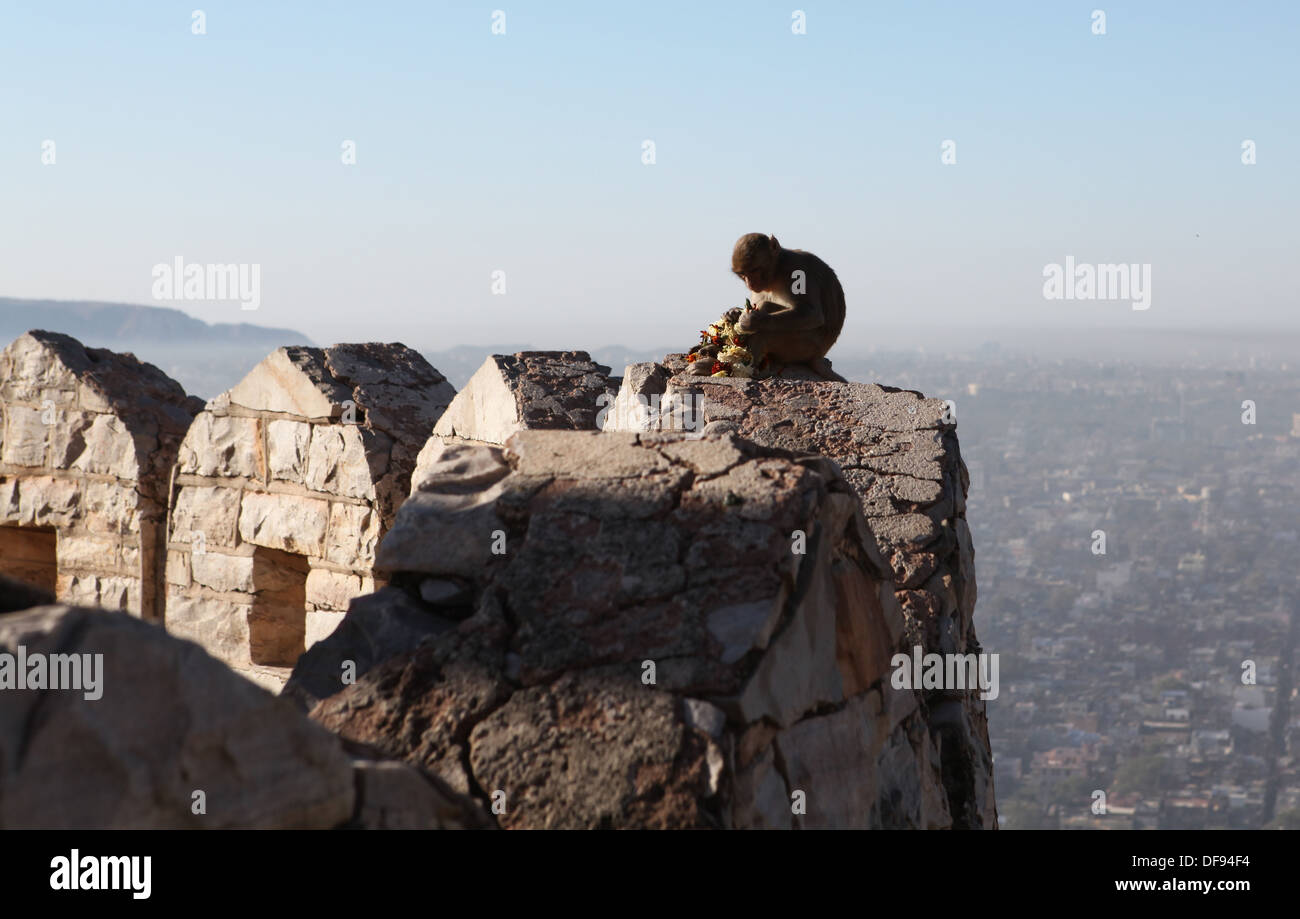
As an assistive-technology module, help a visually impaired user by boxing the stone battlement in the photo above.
[0,332,995,829]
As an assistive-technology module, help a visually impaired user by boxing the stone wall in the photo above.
[0,331,201,620]
[0,603,489,829]
[0,338,994,829]
[603,355,996,827]
[432,351,614,444]
[164,344,455,690]
[290,430,958,828]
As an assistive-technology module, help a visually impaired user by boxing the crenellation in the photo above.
[162,343,455,690]
[0,336,993,829]
[0,331,202,621]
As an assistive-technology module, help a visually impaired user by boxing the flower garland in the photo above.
[686,302,769,378]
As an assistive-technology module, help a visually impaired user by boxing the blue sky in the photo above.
[2,1,1296,350]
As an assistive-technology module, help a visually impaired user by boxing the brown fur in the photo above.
[730,233,845,370]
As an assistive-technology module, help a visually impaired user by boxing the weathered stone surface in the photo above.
[2,405,47,467]
[776,694,880,828]
[305,609,346,650]
[376,442,513,578]
[165,342,453,686]
[736,548,843,727]
[308,428,944,828]
[228,347,353,418]
[177,413,260,478]
[323,502,381,567]
[309,607,511,795]
[601,361,672,432]
[58,573,138,613]
[0,476,79,528]
[305,425,374,499]
[413,436,513,488]
[833,561,904,696]
[54,533,129,573]
[324,342,455,445]
[347,758,491,830]
[433,351,612,444]
[304,568,363,613]
[237,491,330,556]
[0,572,54,612]
[418,577,471,607]
[0,332,201,490]
[190,551,254,594]
[0,331,200,622]
[0,605,354,829]
[169,484,242,548]
[868,512,941,551]
[706,599,783,665]
[731,745,792,829]
[468,669,718,829]
[603,358,994,829]
[927,696,998,830]
[285,586,457,709]
[773,690,951,829]
[165,589,253,669]
[267,418,311,483]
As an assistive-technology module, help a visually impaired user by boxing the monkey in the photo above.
[730,233,846,378]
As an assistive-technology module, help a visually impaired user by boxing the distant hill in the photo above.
[0,298,310,347]
[0,298,685,398]
[0,298,313,400]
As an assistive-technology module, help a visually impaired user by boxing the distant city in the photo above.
[858,344,1300,830]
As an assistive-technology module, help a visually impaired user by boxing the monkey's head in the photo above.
[731,233,781,291]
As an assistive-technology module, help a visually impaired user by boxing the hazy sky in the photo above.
[2,1,1296,352]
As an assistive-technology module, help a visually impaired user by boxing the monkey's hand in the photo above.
[739,302,778,332]
[744,300,824,333]
[738,301,783,331]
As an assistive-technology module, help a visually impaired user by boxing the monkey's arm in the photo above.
[740,298,826,332]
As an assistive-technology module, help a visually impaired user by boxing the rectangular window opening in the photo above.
[0,524,58,595]
[248,547,309,667]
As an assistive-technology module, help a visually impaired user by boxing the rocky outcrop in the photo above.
[432,351,614,444]
[0,604,354,828]
[603,355,995,828]
[0,572,55,613]
[163,344,455,690]
[347,756,493,830]
[0,331,202,620]
[0,603,487,829]
[297,430,956,828]
[283,583,456,709]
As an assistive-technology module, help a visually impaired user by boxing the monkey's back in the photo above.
[792,248,846,344]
